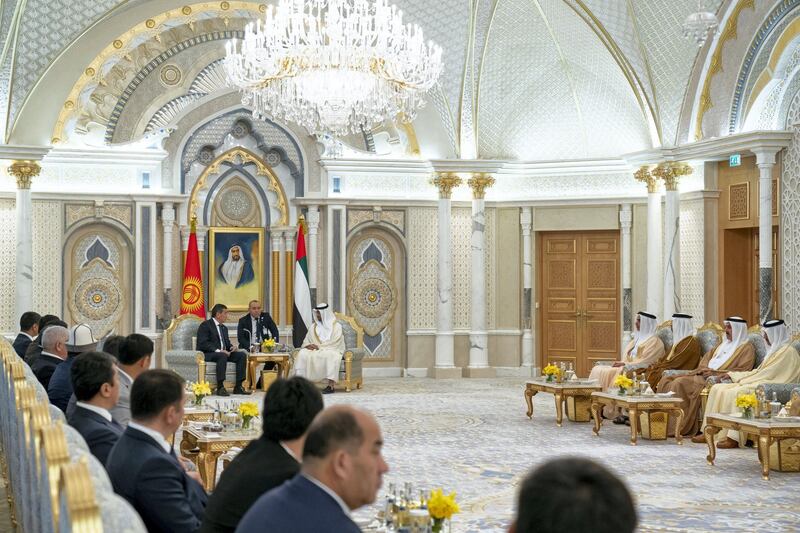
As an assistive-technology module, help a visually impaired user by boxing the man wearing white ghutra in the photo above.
[293,304,345,394]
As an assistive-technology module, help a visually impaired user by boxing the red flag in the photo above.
[180,217,206,318]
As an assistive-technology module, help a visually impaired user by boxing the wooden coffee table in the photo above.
[180,426,258,490]
[590,391,685,445]
[524,379,602,426]
[704,413,800,480]
[245,352,292,391]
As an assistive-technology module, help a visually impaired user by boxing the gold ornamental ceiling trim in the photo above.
[51,2,264,144]
[188,146,288,226]
[693,0,755,141]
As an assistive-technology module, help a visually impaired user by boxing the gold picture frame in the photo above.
[208,227,265,313]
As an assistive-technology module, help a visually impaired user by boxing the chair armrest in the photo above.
[347,348,366,362]
[756,383,800,404]
[593,360,616,367]
[623,362,649,373]
[662,369,692,378]
[164,350,204,364]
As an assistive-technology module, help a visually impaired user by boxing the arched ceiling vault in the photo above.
[2,0,751,161]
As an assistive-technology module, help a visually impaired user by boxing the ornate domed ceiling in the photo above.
[0,0,761,161]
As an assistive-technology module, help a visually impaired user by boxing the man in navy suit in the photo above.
[107,370,208,533]
[236,405,389,533]
[236,300,280,349]
[31,325,69,389]
[49,323,98,412]
[196,303,250,397]
[13,311,40,358]
[67,351,122,465]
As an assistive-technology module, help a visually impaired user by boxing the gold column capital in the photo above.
[467,173,495,199]
[8,160,41,189]
[653,162,693,191]
[633,165,658,193]
[430,173,462,199]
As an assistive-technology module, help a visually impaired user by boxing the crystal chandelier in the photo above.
[683,1,719,47]
[224,0,443,137]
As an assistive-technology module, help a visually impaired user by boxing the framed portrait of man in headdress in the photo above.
[208,227,265,312]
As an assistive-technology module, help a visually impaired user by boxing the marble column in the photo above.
[432,173,462,379]
[9,161,39,322]
[619,204,633,343]
[520,207,534,371]
[306,205,320,306]
[466,174,495,378]
[135,201,158,333]
[284,228,296,329]
[271,232,282,324]
[161,202,175,325]
[635,166,662,316]
[754,149,779,323]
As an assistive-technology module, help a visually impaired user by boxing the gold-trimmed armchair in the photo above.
[291,312,365,392]
[162,314,237,385]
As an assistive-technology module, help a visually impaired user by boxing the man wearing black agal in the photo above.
[196,304,251,397]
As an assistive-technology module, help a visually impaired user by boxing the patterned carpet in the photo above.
[313,377,800,533]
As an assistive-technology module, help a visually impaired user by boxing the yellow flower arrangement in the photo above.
[238,401,259,429]
[614,374,633,394]
[191,381,212,405]
[427,488,459,520]
[542,364,560,382]
[261,338,277,353]
[736,393,758,410]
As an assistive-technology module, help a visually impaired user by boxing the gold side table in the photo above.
[704,413,800,480]
[590,391,685,446]
[524,379,602,426]
[180,426,258,491]
[245,352,292,391]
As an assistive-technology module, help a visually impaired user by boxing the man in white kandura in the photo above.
[294,304,345,394]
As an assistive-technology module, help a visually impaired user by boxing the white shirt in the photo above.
[128,421,172,454]
[213,318,225,351]
[19,332,34,341]
[75,401,112,422]
[280,442,300,463]
[303,474,351,516]
[251,316,260,344]
[40,350,65,362]
[117,367,134,386]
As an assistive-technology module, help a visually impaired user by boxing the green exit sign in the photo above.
[729,154,741,167]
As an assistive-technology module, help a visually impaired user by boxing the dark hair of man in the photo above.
[262,377,324,441]
[20,311,41,331]
[38,314,62,332]
[71,351,116,402]
[515,457,636,533]
[130,370,185,421]
[210,303,227,318]
[303,408,364,460]
[100,335,126,359]
[118,334,154,366]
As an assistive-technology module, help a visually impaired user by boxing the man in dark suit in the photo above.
[31,325,69,389]
[13,311,40,358]
[66,335,126,420]
[196,304,250,397]
[106,370,207,533]
[236,405,389,533]
[68,351,122,465]
[201,377,323,533]
[236,300,279,349]
[24,315,64,366]
[49,324,98,412]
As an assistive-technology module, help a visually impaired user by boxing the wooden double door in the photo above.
[539,231,620,377]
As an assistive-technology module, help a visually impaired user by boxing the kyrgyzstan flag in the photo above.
[180,218,206,318]
[292,219,313,347]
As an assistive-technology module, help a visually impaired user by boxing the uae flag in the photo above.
[292,219,313,347]
[180,218,206,318]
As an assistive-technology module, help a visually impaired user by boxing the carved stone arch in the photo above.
[346,224,407,369]
[210,175,263,228]
[63,222,134,338]
[188,147,289,225]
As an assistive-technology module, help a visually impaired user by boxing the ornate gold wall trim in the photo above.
[51,2,264,144]
[188,146,288,226]
[694,0,755,141]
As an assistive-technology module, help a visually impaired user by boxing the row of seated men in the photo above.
[588,311,800,448]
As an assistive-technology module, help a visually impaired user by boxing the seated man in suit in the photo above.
[24,315,64,366]
[68,351,122,464]
[49,324,98,412]
[196,304,250,397]
[237,300,279,350]
[31,325,69,389]
[13,311,40,358]
[509,457,636,533]
[237,405,389,533]
[107,370,208,532]
[201,377,323,533]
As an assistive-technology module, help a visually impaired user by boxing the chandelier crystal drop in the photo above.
[224,0,443,137]
[683,1,719,47]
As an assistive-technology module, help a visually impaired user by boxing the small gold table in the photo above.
[524,379,602,426]
[590,391,685,446]
[183,405,215,424]
[180,426,258,491]
[704,413,800,480]
[245,352,292,391]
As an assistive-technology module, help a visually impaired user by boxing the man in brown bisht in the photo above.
[644,313,704,389]
[657,316,755,437]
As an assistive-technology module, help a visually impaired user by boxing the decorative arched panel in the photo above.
[347,228,406,366]
[211,175,263,227]
[64,225,133,338]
